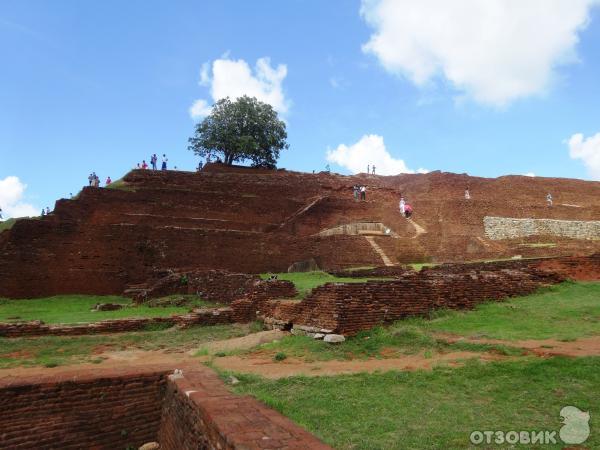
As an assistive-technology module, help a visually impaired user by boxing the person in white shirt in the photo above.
[399,196,405,214]
[161,154,168,170]
[546,193,553,207]
[465,187,471,200]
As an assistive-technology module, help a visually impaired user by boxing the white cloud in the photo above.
[188,99,212,120]
[360,0,599,106]
[189,57,289,119]
[326,134,426,175]
[0,176,38,219]
[568,132,600,179]
[524,172,536,177]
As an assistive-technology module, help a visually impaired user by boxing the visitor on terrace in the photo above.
[105,176,112,186]
[353,184,359,201]
[162,154,168,170]
[399,196,405,214]
[372,165,376,174]
[88,173,94,186]
[151,153,158,170]
[197,161,203,172]
[465,186,471,200]
[547,193,553,207]
[367,164,370,174]
[360,185,367,201]
[45,206,50,215]
[404,204,413,219]
[141,160,148,170]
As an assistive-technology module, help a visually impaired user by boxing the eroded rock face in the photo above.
[1,164,599,299]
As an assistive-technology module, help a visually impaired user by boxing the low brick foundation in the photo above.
[0,366,331,450]
[0,307,234,338]
[126,269,297,304]
[258,255,600,336]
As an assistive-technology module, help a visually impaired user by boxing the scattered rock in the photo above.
[313,333,325,340]
[92,303,124,311]
[227,375,240,385]
[324,334,345,343]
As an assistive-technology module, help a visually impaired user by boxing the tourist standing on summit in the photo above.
[151,154,158,170]
[372,165,376,175]
[162,154,168,170]
[105,176,112,186]
[367,164,370,174]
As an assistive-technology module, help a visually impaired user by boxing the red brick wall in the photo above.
[0,372,166,450]
[158,368,331,450]
[0,366,331,450]
[128,269,297,304]
[0,307,234,338]
[259,260,570,336]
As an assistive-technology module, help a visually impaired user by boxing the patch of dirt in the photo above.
[189,329,286,355]
[435,333,600,357]
[211,350,504,379]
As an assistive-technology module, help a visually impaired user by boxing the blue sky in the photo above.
[1,0,600,218]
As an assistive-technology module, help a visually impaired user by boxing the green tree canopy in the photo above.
[188,96,289,168]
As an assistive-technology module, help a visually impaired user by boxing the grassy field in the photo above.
[260,271,391,298]
[0,322,260,368]
[0,294,217,324]
[232,357,599,449]
[218,281,600,449]
[415,281,600,341]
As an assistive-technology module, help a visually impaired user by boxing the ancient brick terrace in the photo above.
[1,164,599,298]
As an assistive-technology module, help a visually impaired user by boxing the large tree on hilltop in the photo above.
[188,96,288,168]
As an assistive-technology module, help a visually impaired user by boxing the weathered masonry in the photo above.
[484,216,600,241]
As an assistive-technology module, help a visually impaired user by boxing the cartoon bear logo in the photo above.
[560,406,590,444]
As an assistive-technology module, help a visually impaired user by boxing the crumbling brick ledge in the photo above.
[0,364,331,450]
[0,307,234,338]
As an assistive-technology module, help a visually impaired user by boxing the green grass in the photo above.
[238,323,521,362]
[0,218,17,233]
[231,357,600,449]
[408,262,437,271]
[260,271,391,298]
[0,322,256,368]
[412,281,600,341]
[105,178,135,191]
[0,294,218,324]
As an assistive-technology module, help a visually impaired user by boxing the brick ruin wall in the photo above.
[128,269,297,304]
[0,307,234,338]
[484,216,600,241]
[258,255,600,336]
[0,367,331,450]
[0,371,166,449]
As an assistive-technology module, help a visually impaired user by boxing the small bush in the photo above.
[274,352,287,362]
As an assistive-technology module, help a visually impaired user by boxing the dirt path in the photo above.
[435,333,600,357]
[189,329,286,355]
[211,350,504,379]
[364,236,395,266]
[407,218,426,238]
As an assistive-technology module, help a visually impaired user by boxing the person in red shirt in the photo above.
[141,160,148,169]
[105,176,112,186]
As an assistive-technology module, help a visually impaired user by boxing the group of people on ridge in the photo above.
[137,153,168,171]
